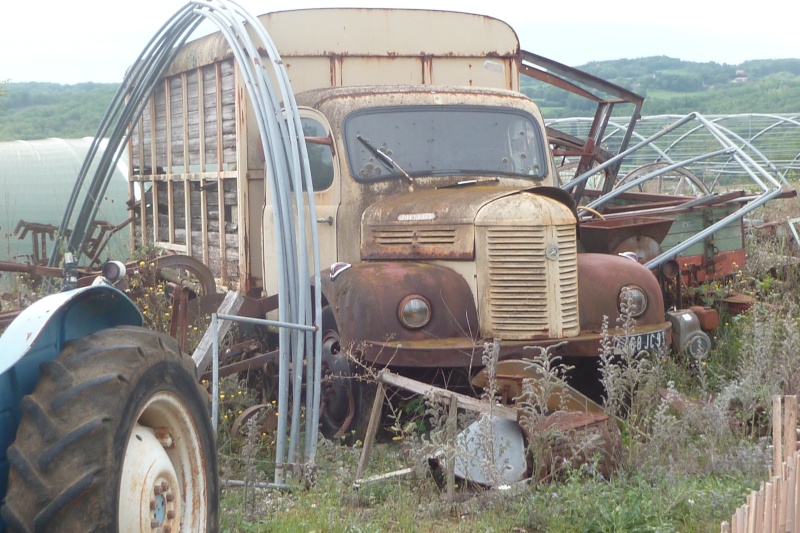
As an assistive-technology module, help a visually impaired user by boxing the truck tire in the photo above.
[1,325,218,532]
[319,306,376,443]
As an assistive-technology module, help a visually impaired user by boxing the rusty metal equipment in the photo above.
[355,365,621,492]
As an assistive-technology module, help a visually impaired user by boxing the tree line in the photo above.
[0,82,117,141]
[1,57,799,141]
[523,56,800,117]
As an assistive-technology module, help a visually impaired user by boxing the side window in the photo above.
[302,117,334,191]
[508,118,544,177]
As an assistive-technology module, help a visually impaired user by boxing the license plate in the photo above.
[614,330,667,354]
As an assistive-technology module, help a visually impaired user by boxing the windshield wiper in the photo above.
[357,135,415,189]
[438,177,500,189]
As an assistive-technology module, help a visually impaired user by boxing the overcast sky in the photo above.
[4,0,799,84]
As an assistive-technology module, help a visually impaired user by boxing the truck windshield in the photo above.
[344,106,547,182]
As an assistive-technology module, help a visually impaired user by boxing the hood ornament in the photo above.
[545,243,559,261]
[329,262,352,280]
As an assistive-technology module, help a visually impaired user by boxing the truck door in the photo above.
[262,110,339,297]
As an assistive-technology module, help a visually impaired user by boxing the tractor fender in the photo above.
[0,285,142,377]
[320,261,478,347]
[0,285,142,521]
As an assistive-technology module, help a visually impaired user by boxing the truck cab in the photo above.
[281,84,669,374]
[126,8,672,420]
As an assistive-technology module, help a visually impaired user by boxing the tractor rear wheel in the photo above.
[0,325,218,532]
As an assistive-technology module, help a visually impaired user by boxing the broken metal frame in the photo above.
[789,218,800,246]
[649,114,796,192]
[560,112,789,270]
[520,50,644,199]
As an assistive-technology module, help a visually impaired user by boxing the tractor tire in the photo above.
[319,306,376,443]
[0,325,218,533]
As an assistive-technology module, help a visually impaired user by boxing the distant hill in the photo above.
[1,57,799,141]
[523,56,800,118]
[0,82,117,141]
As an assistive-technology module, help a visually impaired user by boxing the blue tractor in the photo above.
[0,263,219,532]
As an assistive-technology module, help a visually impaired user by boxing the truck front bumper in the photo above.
[360,321,672,368]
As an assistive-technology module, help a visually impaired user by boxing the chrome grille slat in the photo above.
[482,224,579,339]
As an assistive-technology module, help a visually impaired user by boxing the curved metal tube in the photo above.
[560,112,789,270]
[51,0,322,479]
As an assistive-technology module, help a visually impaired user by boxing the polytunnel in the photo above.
[0,138,129,263]
[548,113,800,193]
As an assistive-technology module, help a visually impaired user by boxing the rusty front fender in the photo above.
[577,253,666,330]
[320,261,478,362]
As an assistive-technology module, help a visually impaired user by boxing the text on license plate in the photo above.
[614,330,667,354]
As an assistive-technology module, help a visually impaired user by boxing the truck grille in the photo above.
[372,227,457,246]
[481,224,579,339]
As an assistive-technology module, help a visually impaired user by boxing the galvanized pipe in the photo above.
[211,312,316,438]
[52,7,203,266]
[188,2,296,480]
[212,313,220,432]
[243,8,324,465]
[551,113,800,188]
[563,112,787,270]
[213,2,302,475]
[190,0,300,481]
[216,314,317,332]
[221,479,290,491]
[229,1,322,466]
[644,186,784,270]
[583,149,733,211]
[192,0,322,477]
[706,122,790,189]
[51,0,323,482]
[698,114,784,190]
[561,113,699,192]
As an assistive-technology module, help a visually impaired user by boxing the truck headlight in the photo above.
[618,285,647,318]
[398,295,431,329]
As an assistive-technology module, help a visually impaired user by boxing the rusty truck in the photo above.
[120,7,681,438]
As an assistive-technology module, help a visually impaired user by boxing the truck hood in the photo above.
[361,185,573,260]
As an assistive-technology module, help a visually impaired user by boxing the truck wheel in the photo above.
[319,306,376,442]
[1,325,218,532]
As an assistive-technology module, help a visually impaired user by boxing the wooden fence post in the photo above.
[446,394,458,503]
[775,396,784,479]
[355,380,386,482]
[765,480,774,533]
[758,482,767,533]
[781,473,789,531]
[748,491,757,533]
[794,452,800,533]
[787,462,797,532]
[785,396,797,470]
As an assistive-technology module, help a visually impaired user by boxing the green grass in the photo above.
[218,443,759,532]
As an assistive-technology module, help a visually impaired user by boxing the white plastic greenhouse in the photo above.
[0,138,129,262]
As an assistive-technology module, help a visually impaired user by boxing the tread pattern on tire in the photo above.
[1,325,218,533]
